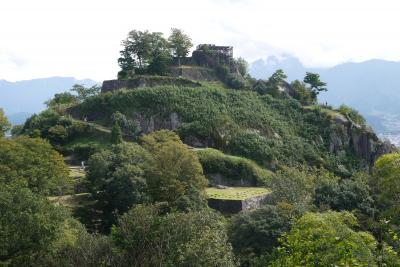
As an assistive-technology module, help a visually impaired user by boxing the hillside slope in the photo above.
[250,56,400,145]
[67,85,394,175]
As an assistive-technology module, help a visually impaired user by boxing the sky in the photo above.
[2,0,400,81]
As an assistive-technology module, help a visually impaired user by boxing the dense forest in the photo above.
[1,29,400,266]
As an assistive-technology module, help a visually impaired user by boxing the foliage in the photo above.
[45,92,79,114]
[111,111,139,137]
[48,229,116,267]
[271,211,380,266]
[0,136,70,195]
[338,104,366,125]
[291,79,315,105]
[266,166,317,212]
[304,72,327,96]
[86,142,151,232]
[228,204,297,265]
[0,108,11,137]
[71,84,101,102]
[197,148,273,185]
[10,124,23,136]
[71,85,367,174]
[314,172,374,215]
[111,204,237,266]
[0,185,68,265]
[227,131,276,167]
[140,130,208,210]
[373,153,400,225]
[234,57,248,77]
[119,30,172,77]
[168,28,193,67]
[110,122,123,144]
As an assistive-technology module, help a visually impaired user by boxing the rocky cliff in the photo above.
[328,113,397,169]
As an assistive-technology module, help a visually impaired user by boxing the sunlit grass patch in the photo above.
[205,187,270,200]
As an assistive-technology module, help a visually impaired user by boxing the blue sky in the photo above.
[1,0,400,81]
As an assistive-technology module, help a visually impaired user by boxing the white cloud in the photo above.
[1,0,400,81]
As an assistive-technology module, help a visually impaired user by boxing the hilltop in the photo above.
[6,28,400,266]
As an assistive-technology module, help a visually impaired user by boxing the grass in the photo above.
[205,187,271,200]
[63,136,111,150]
[304,105,342,119]
[48,193,95,209]
[69,166,86,179]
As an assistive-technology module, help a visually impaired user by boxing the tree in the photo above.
[266,166,316,212]
[291,80,315,105]
[45,92,79,111]
[269,69,287,85]
[70,84,101,102]
[0,136,70,195]
[140,130,208,210]
[86,143,151,231]
[111,111,139,137]
[118,46,136,78]
[168,28,193,67]
[147,32,172,75]
[314,173,374,215]
[0,185,67,265]
[122,30,154,69]
[0,108,11,137]
[111,204,236,266]
[372,153,400,224]
[235,57,248,77]
[228,204,296,265]
[304,72,327,97]
[110,122,123,144]
[255,69,288,97]
[271,211,383,266]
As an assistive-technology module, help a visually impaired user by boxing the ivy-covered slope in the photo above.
[68,85,393,176]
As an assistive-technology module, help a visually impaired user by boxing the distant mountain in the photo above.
[0,77,98,124]
[250,56,400,146]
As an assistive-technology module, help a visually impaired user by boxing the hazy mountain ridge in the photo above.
[250,56,400,145]
[0,77,98,124]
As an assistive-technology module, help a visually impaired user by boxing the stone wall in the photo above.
[170,66,217,81]
[101,76,201,93]
[207,193,270,214]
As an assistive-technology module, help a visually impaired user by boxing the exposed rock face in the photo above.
[133,112,182,134]
[328,114,397,168]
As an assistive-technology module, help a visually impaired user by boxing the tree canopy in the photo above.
[0,136,70,195]
[168,28,193,67]
[0,108,11,137]
[271,211,383,266]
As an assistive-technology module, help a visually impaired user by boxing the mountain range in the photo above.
[0,77,97,125]
[250,56,400,145]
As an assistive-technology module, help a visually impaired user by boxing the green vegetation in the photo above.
[271,211,399,266]
[303,72,327,96]
[0,108,11,137]
[205,187,270,200]
[4,28,400,267]
[168,28,193,67]
[71,84,361,174]
[197,148,273,185]
[0,136,71,195]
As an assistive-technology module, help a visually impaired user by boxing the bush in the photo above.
[338,104,366,125]
[197,148,273,186]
